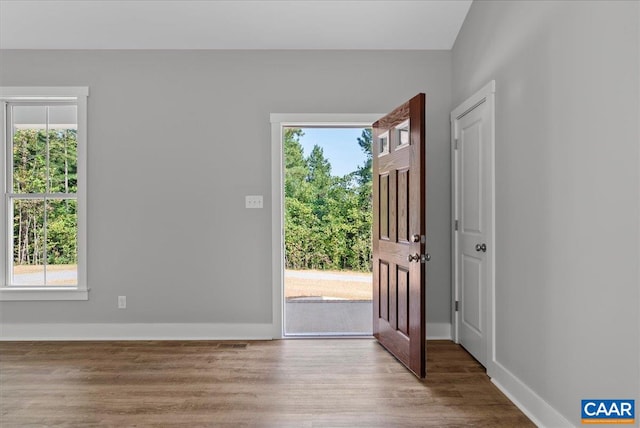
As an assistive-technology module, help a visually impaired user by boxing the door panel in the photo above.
[455,99,492,366]
[380,174,390,240]
[380,261,389,321]
[462,254,482,334]
[462,123,483,234]
[397,267,410,336]
[397,169,410,243]
[373,94,426,378]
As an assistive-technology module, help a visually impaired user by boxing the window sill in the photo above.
[0,287,89,301]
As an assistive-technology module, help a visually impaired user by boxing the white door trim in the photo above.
[269,113,383,339]
[451,81,496,374]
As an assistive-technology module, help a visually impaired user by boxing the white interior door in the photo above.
[452,82,495,368]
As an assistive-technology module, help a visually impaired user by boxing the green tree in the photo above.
[283,127,372,272]
[12,129,78,266]
[283,128,308,201]
[354,129,373,270]
[306,145,332,222]
[355,128,372,185]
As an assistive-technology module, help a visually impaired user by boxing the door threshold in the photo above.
[284,333,373,339]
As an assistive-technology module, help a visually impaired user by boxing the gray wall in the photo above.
[452,1,639,425]
[0,50,452,327]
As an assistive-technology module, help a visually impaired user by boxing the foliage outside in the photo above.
[284,128,372,272]
[12,128,78,267]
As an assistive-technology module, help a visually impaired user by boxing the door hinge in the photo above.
[454,219,459,231]
[454,138,459,150]
[455,301,459,312]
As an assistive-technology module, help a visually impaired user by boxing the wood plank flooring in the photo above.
[0,340,534,427]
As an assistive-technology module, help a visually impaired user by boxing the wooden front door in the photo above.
[372,93,427,378]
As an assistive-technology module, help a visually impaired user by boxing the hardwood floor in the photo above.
[0,340,534,427]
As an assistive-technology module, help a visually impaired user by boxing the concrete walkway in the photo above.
[285,299,372,336]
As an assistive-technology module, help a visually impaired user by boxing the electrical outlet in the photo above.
[118,295,126,309]
[245,195,263,209]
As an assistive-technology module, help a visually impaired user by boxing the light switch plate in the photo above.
[245,195,263,209]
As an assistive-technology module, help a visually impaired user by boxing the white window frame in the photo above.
[0,87,88,301]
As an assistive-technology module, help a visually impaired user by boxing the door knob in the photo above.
[475,243,487,252]
[411,234,421,243]
[407,253,420,262]
[421,253,431,263]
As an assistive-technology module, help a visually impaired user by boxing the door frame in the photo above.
[451,81,496,374]
[270,113,383,339]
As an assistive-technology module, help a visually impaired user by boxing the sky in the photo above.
[297,127,369,177]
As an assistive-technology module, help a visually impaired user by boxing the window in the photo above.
[0,87,88,301]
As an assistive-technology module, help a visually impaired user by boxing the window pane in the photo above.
[12,199,45,285]
[379,134,388,154]
[47,105,77,130]
[12,106,47,193]
[46,199,78,285]
[398,127,409,146]
[49,128,78,194]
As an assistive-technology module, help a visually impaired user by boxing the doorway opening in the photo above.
[270,114,383,339]
[283,126,372,336]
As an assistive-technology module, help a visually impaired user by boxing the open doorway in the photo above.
[283,126,372,336]
[270,114,382,339]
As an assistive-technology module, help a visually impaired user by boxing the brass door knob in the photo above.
[407,253,420,262]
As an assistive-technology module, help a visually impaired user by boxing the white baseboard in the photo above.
[426,322,452,340]
[0,323,275,341]
[1,321,452,342]
[490,360,573,428]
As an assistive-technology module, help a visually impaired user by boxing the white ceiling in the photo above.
[0,0,472,50]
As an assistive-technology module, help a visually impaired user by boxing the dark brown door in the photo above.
[372,93,426,378]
